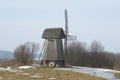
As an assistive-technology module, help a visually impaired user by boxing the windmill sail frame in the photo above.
[64,9,68,64]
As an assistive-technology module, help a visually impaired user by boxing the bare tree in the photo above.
[114,53,120,70]
[14,42,39,65]
[89,40,104,67]
[90,40,104,53]
[102,52,115,68]
[67,41,88,66]
[66,40,116,68]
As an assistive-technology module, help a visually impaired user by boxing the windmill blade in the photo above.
[64,9,68,64]
[64,9,68,47]
[64,9,69,35]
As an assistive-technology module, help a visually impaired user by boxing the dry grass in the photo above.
[0,67,106,80]
[0,60,22,68]
[115,73,120,78]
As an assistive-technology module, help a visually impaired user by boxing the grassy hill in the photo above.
[0,67,106,80]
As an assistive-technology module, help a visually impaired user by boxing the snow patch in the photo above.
[55,66,120,80]
[48,78,56,80]
[30,75,44,78]
[0,67,17,72]
[18,66,35,69]
[22,73,30,76]
[0,77,2,79]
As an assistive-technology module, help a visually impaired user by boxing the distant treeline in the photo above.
[65,40,120,70]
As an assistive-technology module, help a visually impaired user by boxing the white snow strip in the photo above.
[48,78,56,80]
[22,73,30,76]
[0,67,17,72]
[30,75,44,78]
[55,66,120,80]
[0,77,2,79]
[18,66,34,69]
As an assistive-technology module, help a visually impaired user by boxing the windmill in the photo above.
[38,9,76,67]
[41,28,65,67]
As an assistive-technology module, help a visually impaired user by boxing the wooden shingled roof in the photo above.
[42,28,65,39]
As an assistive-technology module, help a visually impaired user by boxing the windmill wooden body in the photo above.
[42,28,65,67]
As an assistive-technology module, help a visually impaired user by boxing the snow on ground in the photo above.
[0,67,17,72]
[0,66,120,80]
[18,66,35,69]
[0,66,43,79]
[55,66,120,80]
[0,66,35,72]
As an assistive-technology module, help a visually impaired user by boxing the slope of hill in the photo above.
[0,50,40,61]
[0,50,14,60]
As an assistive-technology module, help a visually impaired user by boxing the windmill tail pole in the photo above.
[37,40,46,64]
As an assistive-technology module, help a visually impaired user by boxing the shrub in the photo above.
[14,42,39,65]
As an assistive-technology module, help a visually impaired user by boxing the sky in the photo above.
[0,0,120,53]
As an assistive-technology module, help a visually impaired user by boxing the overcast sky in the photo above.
[0,0,120,53]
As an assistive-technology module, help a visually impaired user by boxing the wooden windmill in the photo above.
[42,28,65,67]
[39,9,76,67]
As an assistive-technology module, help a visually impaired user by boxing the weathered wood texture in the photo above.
[43,39,64,60]
[42,28,65,67]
